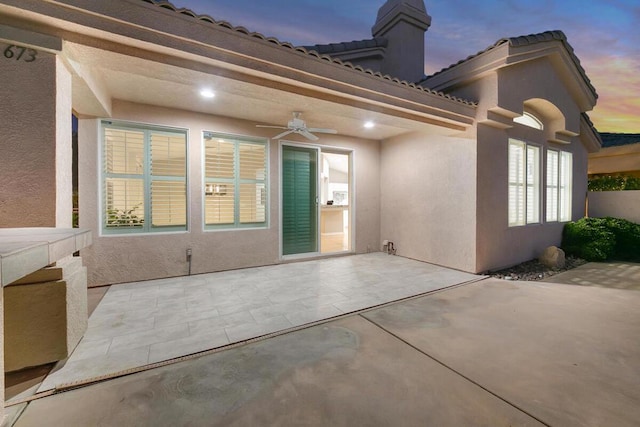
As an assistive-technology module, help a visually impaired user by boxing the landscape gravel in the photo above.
[489,256,587,281]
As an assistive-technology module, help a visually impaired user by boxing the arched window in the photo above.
[514,112,543,130]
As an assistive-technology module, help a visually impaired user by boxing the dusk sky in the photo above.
[174,0,639,133]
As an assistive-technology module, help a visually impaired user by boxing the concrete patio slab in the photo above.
[543,261,640,290]
[364,278,640,427]
[14,316,544,426]
[36,253,481,392]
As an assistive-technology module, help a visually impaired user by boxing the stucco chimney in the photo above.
[372,0,431,83]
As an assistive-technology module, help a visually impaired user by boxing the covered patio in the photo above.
[7,260,640,426]
[14,253,480,395]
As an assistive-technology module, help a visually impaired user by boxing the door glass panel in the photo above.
[320,152,351,253]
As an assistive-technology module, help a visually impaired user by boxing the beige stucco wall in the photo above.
[0,279,3,421]
[473,59,590,272]
[80,100,380,286]
[588,191,640,224]
[4,256,87,372]
[475,124,589,272]
[0,47,73,228]
[380,132,477,272]
[497,61,581,134]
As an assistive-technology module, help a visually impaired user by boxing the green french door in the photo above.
[282,144,319,256]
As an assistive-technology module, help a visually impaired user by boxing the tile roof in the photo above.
[139,0,476,106]
[303,37,388,55]
[421,30,597,99]
[599,132,640,148]
[582,112,603,145]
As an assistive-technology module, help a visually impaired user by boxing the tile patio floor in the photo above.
[13,271,640,426]
[35,253,481,393]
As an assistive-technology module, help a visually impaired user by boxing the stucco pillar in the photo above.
[0,36,71,228]
[0,284,3,422]
[0,29,67,421]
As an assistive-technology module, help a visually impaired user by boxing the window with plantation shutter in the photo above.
[102,122,187,234]
[508,139,540,227]
[204,132,267,229]
[546,149,572,222]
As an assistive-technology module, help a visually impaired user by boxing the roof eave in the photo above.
[581,113,602,153]
[0,0,477,130]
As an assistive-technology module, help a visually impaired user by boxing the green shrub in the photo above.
[588,174,640,191]
[604,217,640,261]
[626,176,640,190]
[562,218,615,261]
[562,217,640,262]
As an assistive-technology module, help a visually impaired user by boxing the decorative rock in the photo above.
[539,246,566,270]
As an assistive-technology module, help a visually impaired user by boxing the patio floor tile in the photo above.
[36,253,480,392]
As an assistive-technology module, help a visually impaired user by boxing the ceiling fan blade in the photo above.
[299,129,320,141]
[307,128,338,134]
[256,125,288,129]
[273,130,294,139]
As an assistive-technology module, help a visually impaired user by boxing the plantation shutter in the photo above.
[559,152,573,221]
[546,150,559,222]
[204,138,235,225]
[102,123,188,233]
[150,132,187,227]
[526,145,540,224]
[508,140,525,226]
[204,135,267,228]
[239,142,266,224]
[104,128,145,229]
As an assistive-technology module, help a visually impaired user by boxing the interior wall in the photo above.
[380,132,477,272]
[79,100,380,286]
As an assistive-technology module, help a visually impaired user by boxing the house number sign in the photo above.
[3,45,37,62]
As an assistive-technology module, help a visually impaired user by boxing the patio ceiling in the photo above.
[66,41,470,141]
[0,0,476,141]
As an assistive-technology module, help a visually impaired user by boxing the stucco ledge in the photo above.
[0,228,92,286]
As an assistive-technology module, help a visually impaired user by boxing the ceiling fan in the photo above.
[256,112,337,141]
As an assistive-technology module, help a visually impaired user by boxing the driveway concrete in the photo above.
[365,279,640,426]
[544,261,640,290]
[11,276,640,426]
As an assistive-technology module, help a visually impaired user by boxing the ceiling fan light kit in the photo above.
[256,112,337,141]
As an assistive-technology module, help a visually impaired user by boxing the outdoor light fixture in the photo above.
[364,121,375,129]
[200,89,216,99]
[205,184,226,196]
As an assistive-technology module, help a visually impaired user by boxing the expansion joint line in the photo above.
[361,315,552,427]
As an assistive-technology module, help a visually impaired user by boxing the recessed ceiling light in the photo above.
[364,121,375,129]
[200,89,216,99]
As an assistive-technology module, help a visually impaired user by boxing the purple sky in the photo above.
[173,0,639,133]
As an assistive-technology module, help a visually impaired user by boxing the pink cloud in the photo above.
[583,55,640,132]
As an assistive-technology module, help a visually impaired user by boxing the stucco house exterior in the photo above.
[1,0,601,287]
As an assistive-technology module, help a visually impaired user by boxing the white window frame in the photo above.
[203,131,269,230]
[508,139,540,227]
[546,149,572,222]
[514,112,544,130]
[101,121,188,235]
